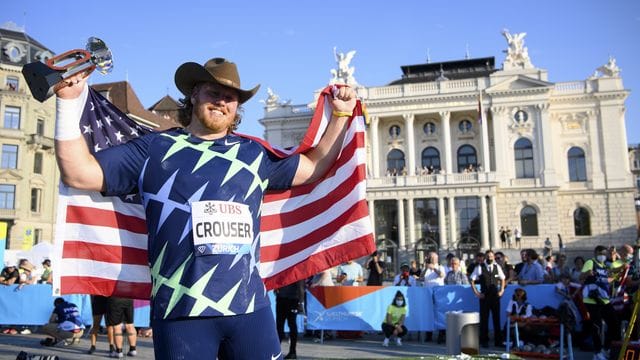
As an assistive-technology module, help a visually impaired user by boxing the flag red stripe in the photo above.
[260,164,366,231]
[263,234,375,290]
[263,131,364,201]
[62,240,148,266]
[260,200,370,261]
[66,205,148,234]
[60,276,151,298]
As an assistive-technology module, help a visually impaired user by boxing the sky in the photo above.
[3,0,640,143]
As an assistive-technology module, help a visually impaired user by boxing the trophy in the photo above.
[21,37,113,102]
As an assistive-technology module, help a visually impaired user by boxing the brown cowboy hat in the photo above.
[174,57,260,104]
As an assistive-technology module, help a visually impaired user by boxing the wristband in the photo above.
[332,110,353,118]
[55,83,88,140]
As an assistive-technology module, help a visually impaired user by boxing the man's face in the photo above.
[191,82,239,135]
[451,260,460,271]
[486,252,495,262]
[520,251,527,262]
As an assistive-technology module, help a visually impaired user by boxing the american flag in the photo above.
[53,85,374,298]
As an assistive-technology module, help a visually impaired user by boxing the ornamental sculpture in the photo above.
[501,29,534,70]
[596,56,621,77]
[330,47,358,86]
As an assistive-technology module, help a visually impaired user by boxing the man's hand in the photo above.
[329,85,357,115]
[55,72,89,100]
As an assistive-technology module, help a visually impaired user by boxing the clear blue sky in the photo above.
[4,0,640,143]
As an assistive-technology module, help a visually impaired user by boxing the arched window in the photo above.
[421,147,440,171]
[568,147,587,182]
[514,138,534,178]
[457,145,477,172]
[387,149,405,174]
[574,207,591,236]
[520,206,538,236]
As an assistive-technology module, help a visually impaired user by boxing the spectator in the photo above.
[0,263,19,285]
[466,252,485,277]
[513,249,528,277]
[444,256,468,285]
[570,256,585,284]
[276,280,305,360]
[409,260,421,281]
[443,253,455,275]
[393,263,416,286]
[517,249,545,285]
[40,297,85,347]
[506,288,533,318]
[87,295,113,355]
[17,259,36,286]
[381,290,408,347]
[513,227,522,247]
[580,245,621,360]
[611,244,638,336]
[422,251,445,343]
[337,261,364,286]
[366,251,385,286]
[310,269,334,287]
[39,259,52,284]
[470,249,506,348]
[548,254,570,283]
[106,297,137,358]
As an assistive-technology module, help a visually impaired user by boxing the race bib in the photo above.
[191,200,253,256]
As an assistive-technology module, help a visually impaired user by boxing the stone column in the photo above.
[438,197,447,249]
[370,116,380,178]
[404,113,416,175]
[491,106,508,183]
[448,196,456,249]
[397,198,406,249]
[586,110,605,188]
[480,195,489,250]
[407,198,416,249]
[441,111,452,174]
[537,103,557,186]
[480,101,490,172]
[489,195,500,249]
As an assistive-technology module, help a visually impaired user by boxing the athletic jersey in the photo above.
[95,129,300,320]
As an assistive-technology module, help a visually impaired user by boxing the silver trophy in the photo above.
[22,37,113,102]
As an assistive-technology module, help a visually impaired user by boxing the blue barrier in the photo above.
[1,284,563,331]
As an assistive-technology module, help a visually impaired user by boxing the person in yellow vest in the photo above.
[381,290,408,347]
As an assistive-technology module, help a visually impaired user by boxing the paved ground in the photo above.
[0,331,592,359]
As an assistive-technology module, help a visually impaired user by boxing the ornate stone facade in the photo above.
[261,36,636,273]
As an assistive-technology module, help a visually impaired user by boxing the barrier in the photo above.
[1,284,563,331]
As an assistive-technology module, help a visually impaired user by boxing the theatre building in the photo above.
[259,32,636,273]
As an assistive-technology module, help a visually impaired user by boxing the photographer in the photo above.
[366,251,385,286]
[393,263,416,286]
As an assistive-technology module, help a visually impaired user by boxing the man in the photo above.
[422,251,445,342]
[517,249,545,285]
[106,297,137,358]
[40,298,85,347]
[444,256,469,285]
[466,252,485,277]
[393,263,416,286]
[275,280,305,359]
[0,264,19,285]
[366,251,385,286]
[581,245,621,360]
[55,58,356,359]
[470,249,506,348]
[337,260,364,286]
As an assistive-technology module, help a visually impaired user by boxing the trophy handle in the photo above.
[46,49,96,77]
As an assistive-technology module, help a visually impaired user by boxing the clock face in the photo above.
[514,110,528,123]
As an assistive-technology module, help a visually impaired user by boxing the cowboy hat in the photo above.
[175,57,260,104]
[19,260,34,272]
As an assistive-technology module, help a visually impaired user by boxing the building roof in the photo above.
[149,95,181,112]
[389,57,497,85]
[0,27,54,66]
[91,81,178,130]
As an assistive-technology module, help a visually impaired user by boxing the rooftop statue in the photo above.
[330,47,358,86]
[596,56,621,77]
[501,29,534,70]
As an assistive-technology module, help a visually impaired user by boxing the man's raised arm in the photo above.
[54,75,105,192]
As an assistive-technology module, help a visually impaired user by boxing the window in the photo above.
[34,229,43,245]
[568,147,587,182]
[0,184,16,209]
[520,206,538,236]
[1,144,18,169]
[389,125,401,138]
[6,76,19,91]
[31,188,42,212]
[421,147,440,171]
[574,207,591,236]
[3,106,20,129]
[457,145,477,172]
[458,120,472,133]
[455,196,481,241]
[36,119,45,136]
[423,122,436,135]
[34,152,43,174]
[514,138,534,178]
[386,149,405,174]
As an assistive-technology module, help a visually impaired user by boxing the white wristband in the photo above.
[55,83,89,140]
